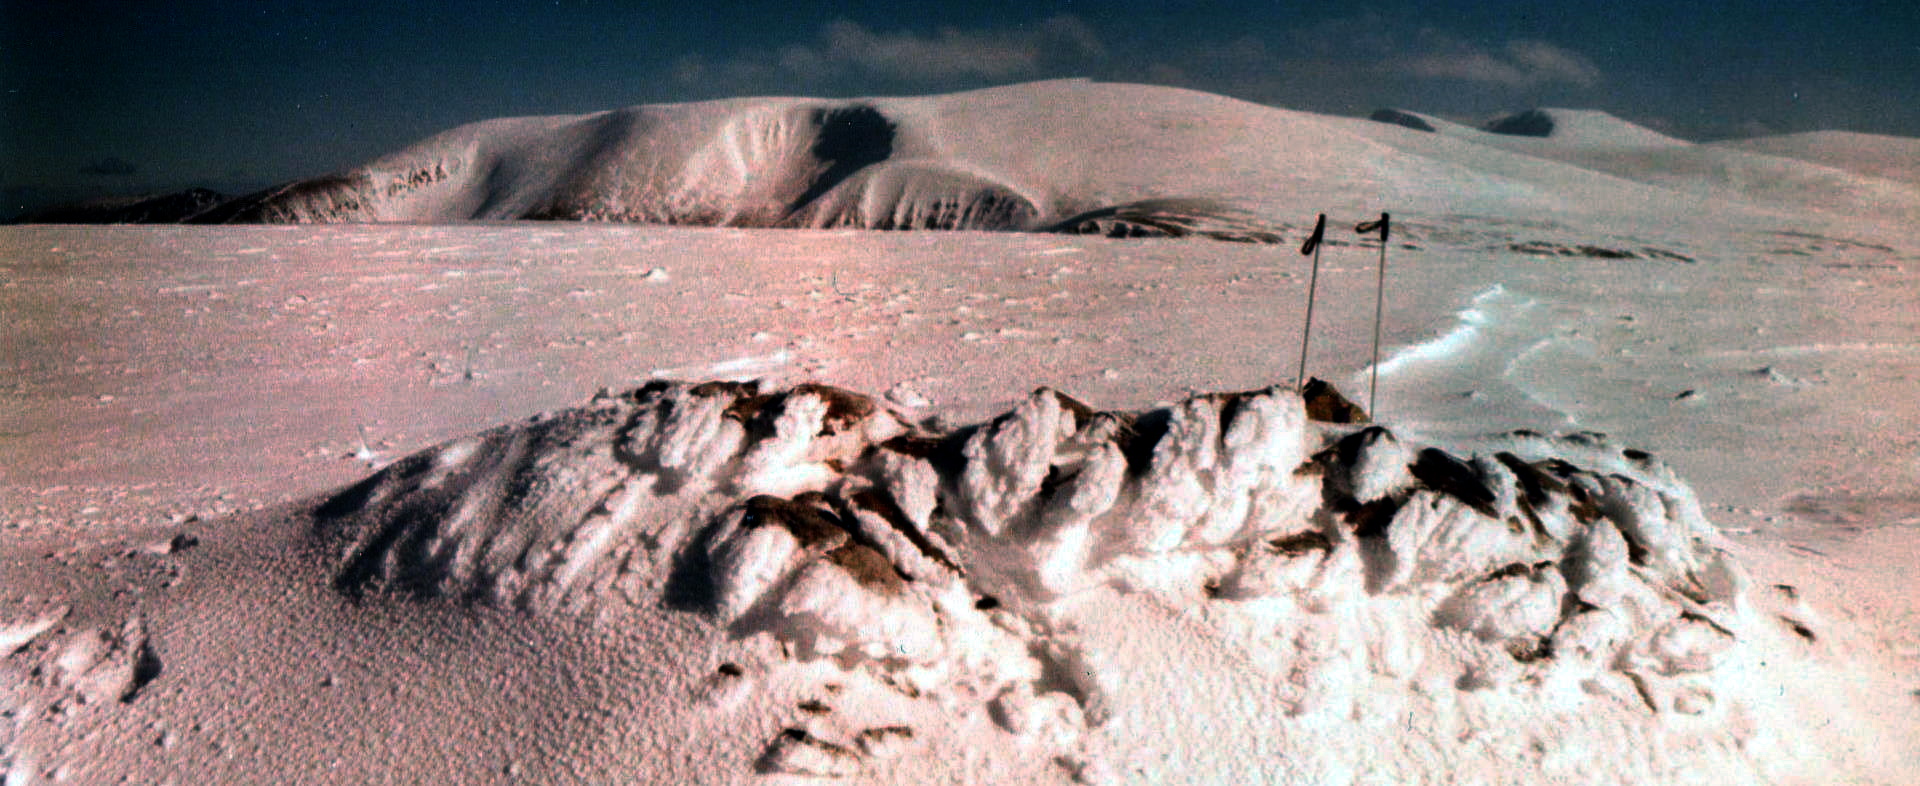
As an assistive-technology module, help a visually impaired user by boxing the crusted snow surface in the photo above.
[267,376,1868,782]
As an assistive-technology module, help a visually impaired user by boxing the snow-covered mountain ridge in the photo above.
[22,81,1920,228]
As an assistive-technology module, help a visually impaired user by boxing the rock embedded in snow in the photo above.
[853,725,916,759]
[758,728,862,777]
[5,615,162,713]
[883,380,931,409]
[1368,108,1439,133]
[1485,109,1557,138]
[1300,377,1369,424]
[308,378,1767,729]
[7,73,1920,784]
[0,369,1886,781]
[1434,560,1568,644]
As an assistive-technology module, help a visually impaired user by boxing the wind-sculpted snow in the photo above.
[306,377,1802,774]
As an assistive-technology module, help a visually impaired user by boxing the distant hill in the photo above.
[15,81,1919,228]
[15,188,228,224]
[1710,131,1920,187]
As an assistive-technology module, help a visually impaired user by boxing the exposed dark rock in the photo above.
[1346,495,1405,538]
[1485,109,1556,137]
[854,725,914,756]
[1640,248,1696,263]
[1509,240,1640,259]
[742,494,850,549]
[1368,109,1437,133]
[1042,198,1285,243]
[1267,530,1333,556]
[723,383,880,438]
[1495,452,1569,509]
[1325,426,1396,478]
[757,727,860,776]
[1301,378,1369,424]
[845,488,963,578]
[1783,617,1817,643]
[1410,448,1498,518]
[120,637,163,703]
[825,542,908,596]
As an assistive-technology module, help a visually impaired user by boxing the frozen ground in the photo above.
[2,82,1918,783]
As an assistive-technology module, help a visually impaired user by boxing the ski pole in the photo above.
[1296,213,1327,391]
[1355,212,1391,418]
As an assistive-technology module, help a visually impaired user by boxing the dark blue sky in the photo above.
[5,1,1917,214]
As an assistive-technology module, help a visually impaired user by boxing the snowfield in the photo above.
[2,81,1917,783]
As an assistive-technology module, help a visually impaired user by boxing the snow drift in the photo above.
[272,376,1823,778]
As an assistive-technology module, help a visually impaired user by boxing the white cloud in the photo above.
[1502,40,1604,87]
[819,20,1039,80]
[678,16,1104,88]
[1397,39,1602,89]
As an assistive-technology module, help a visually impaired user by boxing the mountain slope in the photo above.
[1354,107,1920,222]
[21,83,1918,230]
[1711,130,1920,187]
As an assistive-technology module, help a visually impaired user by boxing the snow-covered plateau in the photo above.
[2,81,1917,783]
